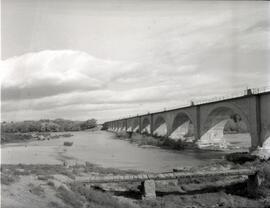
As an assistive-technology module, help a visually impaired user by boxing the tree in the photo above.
[80,119,97,130]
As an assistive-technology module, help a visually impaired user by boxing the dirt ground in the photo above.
[1,161,270,208]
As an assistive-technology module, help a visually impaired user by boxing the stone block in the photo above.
[247,172,264,197]
[141,180,156,200]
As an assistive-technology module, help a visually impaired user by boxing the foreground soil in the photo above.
[1,160,270,208]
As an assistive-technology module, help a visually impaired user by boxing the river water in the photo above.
[1,131,227,172]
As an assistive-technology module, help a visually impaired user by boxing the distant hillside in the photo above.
[1,119,97,133]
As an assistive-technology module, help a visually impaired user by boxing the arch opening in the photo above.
[198,106,251,151]
[132,119,140,133]
[153,116,167,137]
[121,122,126,132]
[126,121,132,132]
[169,113,194,142]
[117,122,122,132]
[141,118,150,134]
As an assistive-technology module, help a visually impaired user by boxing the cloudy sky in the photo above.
[1,0,270,123]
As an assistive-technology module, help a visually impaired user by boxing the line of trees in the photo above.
[1,119,97,133]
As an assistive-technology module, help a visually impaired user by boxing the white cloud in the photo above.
[1,46,269,123]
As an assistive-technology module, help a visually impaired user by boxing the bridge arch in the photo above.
[200,103,251,150]
[141,118,151,134]
[115,121,120,132]
[170,111,194,141]
[113,122,117,131]
[117,121,123,132]
[153,115,167,137]
[132,118,140,133]
[126,120,133,132]
[121,120,126,131]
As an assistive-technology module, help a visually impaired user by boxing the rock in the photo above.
[141,180,156,200]
[262,163,270,180]
[47,179,69,190]
[37,175,50,180]
[173,166,192,172]
[247,172,264,198]
[63,160,77,168]
[252,148,270,161]
[225,152,257,164]
[15,168,25,173]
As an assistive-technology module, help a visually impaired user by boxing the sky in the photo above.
[1,0,270,123]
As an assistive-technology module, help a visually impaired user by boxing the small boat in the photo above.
[63,141,73,146]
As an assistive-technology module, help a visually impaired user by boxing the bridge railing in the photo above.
[251,86,270,94]
[194,91,246,105]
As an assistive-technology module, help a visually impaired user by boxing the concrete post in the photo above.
[195,105,201,141]
[255,95,262,147]
[249,96,261,149]
[150,114,154,135]
[247,172,263,197]
[139,116,142,133]
[141,180,156,200]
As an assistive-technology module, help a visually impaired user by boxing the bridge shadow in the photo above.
[92,180,248,200]
[156,181,247,197]
[91,185,142,200]
[113,190,142,200]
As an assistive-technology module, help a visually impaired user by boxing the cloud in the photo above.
[1,50,123,101]
[1,45,269,123]
[1,1,270,123]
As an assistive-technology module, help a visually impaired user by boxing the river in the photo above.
[1,131,227,172]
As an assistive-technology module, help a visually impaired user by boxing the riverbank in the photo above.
[115,131,198,150]
[1,132,73,144]
[113,131,256,154]
[2,160,270,208]
[2,130,269,207]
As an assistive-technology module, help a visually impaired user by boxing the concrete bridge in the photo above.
[104,88,270,150]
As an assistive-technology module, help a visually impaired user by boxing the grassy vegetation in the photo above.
[56,185,85,208]
[2,161,270,208]
[1,133,33,144]
[1,132,74,144]
[1,119,97,133]
[127,133,197,150]
[1,163,142,186]
[70,183,135,208]
[28,183,45,197]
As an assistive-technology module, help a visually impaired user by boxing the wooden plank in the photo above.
[75,168,256,184]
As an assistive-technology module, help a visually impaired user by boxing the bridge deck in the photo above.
[75,168,256,184]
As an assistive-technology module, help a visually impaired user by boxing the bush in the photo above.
[71,184,134,208]
[1,118,97,133]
